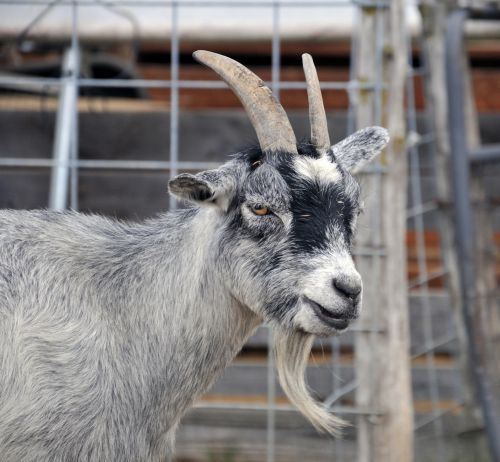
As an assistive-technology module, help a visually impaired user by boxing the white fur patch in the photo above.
[293,155,341,185]
[293,250,362,336]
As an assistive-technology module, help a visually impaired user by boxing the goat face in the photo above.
[169,51,388,337]
[169,126,388,337]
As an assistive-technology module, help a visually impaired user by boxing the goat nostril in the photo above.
[332,278,361,300]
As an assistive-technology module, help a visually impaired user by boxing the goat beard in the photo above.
[273,328,346,435]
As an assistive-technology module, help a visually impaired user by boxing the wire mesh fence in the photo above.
[0,1,494,461]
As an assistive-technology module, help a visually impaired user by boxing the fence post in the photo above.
[354,1,414,461]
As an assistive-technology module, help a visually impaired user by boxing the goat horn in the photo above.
[193,50,298,154]
[302,53,331,155]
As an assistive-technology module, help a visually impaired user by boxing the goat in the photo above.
[0,51,388,461]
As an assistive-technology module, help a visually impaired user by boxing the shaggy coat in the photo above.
[0,50,389,461]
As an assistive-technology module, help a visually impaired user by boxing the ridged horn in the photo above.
[193,50,298,154]
[302,53,331,155]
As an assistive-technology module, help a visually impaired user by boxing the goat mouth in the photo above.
[303,296,350,331]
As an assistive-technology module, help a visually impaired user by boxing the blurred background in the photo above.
[0,0,499,461]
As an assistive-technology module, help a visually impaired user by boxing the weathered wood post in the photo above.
[354,1,414,461]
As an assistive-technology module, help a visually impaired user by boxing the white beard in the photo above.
[273,328,345,435]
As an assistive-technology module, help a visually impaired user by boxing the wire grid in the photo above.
[405,8,471,456]
[405,34,447,454]
[0,1,469,461]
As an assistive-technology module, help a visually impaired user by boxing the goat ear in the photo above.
[330,126,389,173]
[168,169,234,210]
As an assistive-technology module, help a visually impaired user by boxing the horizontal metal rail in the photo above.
[349,325,386,333]
[0,76,382,92]
[470,144,500,164]
[0,158,388,176]
[0,159,388,173]
[0,158,222,170]
[0,72,59,95]
[194,401,385,416]
[352,246,386,257]
[0,0,390,7]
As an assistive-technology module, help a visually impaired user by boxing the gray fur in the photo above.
[0,209,260,461]
[0,139,388,458]
[331,126,389,172]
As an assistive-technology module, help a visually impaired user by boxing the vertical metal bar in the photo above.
[370,1,384,278]
[353,3,380,460]
[266,7,280,462]
[373,3,384,279]
[70,0,79,210]
[271,2,280,100]
[70,98,79,209]
[405,30,445,454]
[446,9,500,462]
[169,1,180,211]
[49,46,78,210]
[367,2,385,437]
[266,328,276,462]
[346,4,360,137]
[373,2,384,127]
[331,336,344,461]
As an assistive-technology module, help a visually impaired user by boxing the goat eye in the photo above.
[251,206,270,216]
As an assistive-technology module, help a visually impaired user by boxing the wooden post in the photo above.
[354,1,414,461]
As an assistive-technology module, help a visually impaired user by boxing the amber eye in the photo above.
[251,206,270,216]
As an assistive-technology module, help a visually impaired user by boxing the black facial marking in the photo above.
[296,141,322,159]
[232,143,360,253]
[295,183,352,252]
[235,139,331,167]
[272,152,359,254]
[233,145,264,168]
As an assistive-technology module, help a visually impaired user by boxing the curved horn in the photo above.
[302,53,330,155]
[193,50,297,154]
